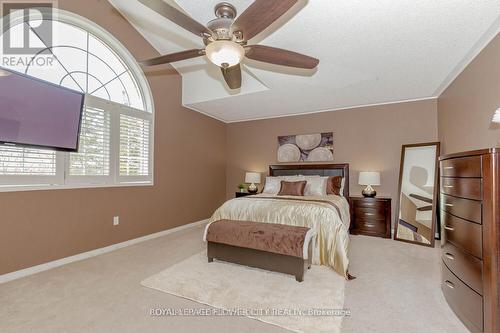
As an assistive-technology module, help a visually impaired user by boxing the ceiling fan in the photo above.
[138,0,319,89]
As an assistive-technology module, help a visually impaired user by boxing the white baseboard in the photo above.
[0,219,209,284]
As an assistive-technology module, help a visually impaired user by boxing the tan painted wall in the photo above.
[8,0,497,276]
[0,0,227,275]
[226,99,439,222]
[438,33,500,154]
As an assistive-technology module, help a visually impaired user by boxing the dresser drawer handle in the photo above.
[445,253,455,260]
[365,213,375,216]
[444,225,454,231]
[445,203,453,207]
[444,280,455,289]
[443,166,455,169]
[443,185,454,188]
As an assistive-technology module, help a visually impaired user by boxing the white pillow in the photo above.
[262,176,303,194]
[281,175,306,180]
[304,177,327,196]
[262,177,281,194]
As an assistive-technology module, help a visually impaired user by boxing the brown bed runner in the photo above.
[206,220,311,258]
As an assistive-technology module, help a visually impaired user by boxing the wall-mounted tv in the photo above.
[0,67,85,152]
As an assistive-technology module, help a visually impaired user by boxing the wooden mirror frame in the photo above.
[394,142,441,247]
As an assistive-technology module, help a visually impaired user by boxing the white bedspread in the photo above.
[205,194,351,277]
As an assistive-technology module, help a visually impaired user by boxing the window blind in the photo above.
[69,106,111,176]
[119,114,150,177]
[0,146,57,176]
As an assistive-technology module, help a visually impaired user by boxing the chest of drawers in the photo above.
[440,149,499,333]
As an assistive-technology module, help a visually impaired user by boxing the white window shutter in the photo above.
[119,114,150,180]
[0,146,63,186]
[0,146,56,175]
[67,106,111,181]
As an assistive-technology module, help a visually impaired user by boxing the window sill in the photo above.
[0,181,154,193]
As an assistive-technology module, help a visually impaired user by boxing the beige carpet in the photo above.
[1,224,469,333]
[141,252,347,333]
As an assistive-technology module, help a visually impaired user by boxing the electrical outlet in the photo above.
[113,216,120,226]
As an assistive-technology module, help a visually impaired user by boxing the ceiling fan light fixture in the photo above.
[205,40,245,68]
[139,0,317,90]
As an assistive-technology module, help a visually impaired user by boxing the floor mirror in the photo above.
[394,142,440,247]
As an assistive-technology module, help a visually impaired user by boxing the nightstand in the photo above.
[235,192,257,198]
[349,196,391,238]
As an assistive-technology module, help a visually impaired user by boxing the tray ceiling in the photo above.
[110,0,500,122]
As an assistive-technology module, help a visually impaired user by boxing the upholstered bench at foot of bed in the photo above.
[205,219,316,282]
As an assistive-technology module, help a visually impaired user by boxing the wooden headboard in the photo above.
[269,164,349,197]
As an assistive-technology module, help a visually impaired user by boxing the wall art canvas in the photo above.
[277,132,334,162]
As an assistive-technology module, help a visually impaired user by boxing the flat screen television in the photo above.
[0,67,85,152]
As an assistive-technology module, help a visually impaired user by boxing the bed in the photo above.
[205,164,351,278]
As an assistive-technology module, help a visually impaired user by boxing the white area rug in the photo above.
[141,252,347,333]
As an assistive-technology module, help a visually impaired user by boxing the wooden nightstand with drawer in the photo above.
[349,196,391,238]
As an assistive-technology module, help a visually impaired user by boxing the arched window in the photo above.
[0,9,154,190]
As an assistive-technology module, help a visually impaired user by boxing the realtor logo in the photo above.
[1,1,54,55]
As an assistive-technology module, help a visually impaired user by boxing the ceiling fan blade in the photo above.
[232,0,298,41]
[137,0,212,37]
[140,49,205,66]
[221,64,242,89]
[245,45,319,69]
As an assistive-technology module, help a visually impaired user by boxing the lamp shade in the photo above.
[492,108,500,123]
[358,171,380,186]
[205,40,245,67]
[245,172,261,184]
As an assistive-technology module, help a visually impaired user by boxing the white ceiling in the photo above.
[110,0,500,123]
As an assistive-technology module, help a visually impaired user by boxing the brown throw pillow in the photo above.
[278,180,307,196]
[326,176,343,195]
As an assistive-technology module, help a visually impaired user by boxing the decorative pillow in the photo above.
[262,176,304,194]
[262,176,303,195]
[262,177,281,194]
[326,176,343,196]
[278,181,307,196]
[262,175,324,195]
[304,177,327,196]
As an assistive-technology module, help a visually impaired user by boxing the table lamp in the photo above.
[245,172,261,194]
[359,171,380,197]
